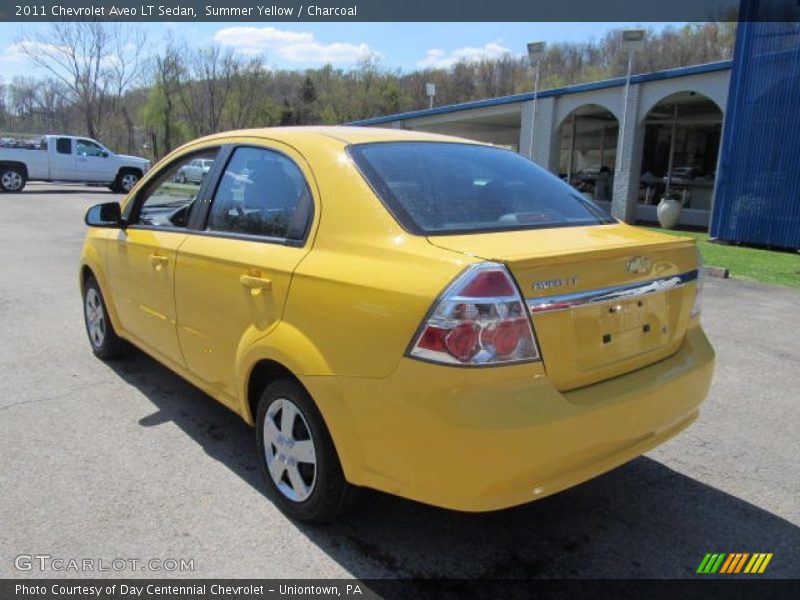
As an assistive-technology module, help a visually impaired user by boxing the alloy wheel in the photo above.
[84,288,106,348]
[120,173,138,192]
[263,397,317,502]
[2,171,23,191]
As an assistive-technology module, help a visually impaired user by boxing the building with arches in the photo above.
[352,62,731,230]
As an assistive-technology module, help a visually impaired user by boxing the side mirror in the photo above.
[85,202,124,228]
[100,151,109,158]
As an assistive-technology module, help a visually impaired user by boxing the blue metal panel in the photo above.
[711,10,800,249]
[349,61,732,126]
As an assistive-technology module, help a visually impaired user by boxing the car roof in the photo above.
[194,126,483,147]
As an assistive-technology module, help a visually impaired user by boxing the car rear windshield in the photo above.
[348,141,615,235]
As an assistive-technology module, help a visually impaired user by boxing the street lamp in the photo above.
[526,41,546,161]
[619,28,646,138]
[615,28,646,217]
[425,83,436,109]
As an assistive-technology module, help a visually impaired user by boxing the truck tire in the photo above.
[111,169,140,194]
[0,166,26,193]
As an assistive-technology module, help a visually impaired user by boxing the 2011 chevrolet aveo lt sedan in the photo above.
[80,127,714,523]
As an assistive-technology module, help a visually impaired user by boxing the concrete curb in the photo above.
[704,266,730,279]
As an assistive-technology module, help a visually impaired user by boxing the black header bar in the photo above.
[0,0,799,23]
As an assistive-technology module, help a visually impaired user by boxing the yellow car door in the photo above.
[106,146,221,368]
[174,142,317,407]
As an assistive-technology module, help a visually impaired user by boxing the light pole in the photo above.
[526,41,546,161]
[620,29,645,121]
[615,28,646,218]
[425,83,436,109]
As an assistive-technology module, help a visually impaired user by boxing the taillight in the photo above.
[407,262,540,366]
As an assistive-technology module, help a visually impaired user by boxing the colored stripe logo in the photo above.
[696,553,773,574]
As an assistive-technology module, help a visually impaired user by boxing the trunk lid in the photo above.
[428,223,699,390]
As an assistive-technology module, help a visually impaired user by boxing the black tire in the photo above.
[114,169,140,194]
[108,183,121,193]
[256,379,355,523]
[82,276,125,360]
[0,166,26,193]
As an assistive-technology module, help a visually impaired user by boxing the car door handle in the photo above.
[148,254,169,268]
[240,275,272,291]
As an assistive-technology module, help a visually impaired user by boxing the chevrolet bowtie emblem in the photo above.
[625,256,652,274]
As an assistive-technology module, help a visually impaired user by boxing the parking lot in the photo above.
[1,183,798,579]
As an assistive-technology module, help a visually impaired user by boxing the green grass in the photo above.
[160,182,198,198]
[643,228,800,289]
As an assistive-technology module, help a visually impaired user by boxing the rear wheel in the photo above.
[256,379,354,523]
[0,166,26,193]
[83,276,125,360]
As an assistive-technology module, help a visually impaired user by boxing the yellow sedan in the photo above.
[79,127,714,523]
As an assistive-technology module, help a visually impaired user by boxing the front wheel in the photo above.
[0,167,26,192]
[116,170,140,194]
[256,379,355,523]
[83,276,125,360]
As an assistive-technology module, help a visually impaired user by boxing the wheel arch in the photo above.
[245,359,302,426]
[240,336,365,485]
[78,260,124,335]
[0,161,28,179]
[237,322,334,423]
[117,165,143,177]
[114,166,144,186]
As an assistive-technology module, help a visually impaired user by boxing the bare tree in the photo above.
[177,44,237,136]
[144,34,188,158]
[36,79,71,132]
[8,77,38,120]
[225,57,267,130]
[16,23,146,139]
[0,80,7,130]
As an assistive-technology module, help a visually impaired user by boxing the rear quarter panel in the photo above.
[0,147,50,179]
[272,136,476,378]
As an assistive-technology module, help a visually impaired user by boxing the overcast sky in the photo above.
[0,21,681,80]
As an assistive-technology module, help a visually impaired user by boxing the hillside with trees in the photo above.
[0,22,736,160]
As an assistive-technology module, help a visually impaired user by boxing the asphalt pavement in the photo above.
[1,183,798,580]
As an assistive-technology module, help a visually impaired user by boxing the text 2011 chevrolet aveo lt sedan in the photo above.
[80,127,714,523]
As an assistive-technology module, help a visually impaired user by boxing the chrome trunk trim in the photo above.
[527,270,698,314]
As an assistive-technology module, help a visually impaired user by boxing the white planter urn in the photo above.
[657,197,682,229]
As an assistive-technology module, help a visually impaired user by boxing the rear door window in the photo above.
[206,146,313,242]
[348,142,614,235]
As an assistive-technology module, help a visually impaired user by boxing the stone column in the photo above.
[519,97,556,171]
[611,84,644,223]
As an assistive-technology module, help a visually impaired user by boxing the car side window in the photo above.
[56,138,72,154]
[134,148,219,229]
[77,139,105,157]
[207,147,312,241]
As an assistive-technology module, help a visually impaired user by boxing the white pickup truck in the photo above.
[0,135,150,193]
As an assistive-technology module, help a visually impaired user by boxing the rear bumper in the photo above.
[302,324,715,512]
